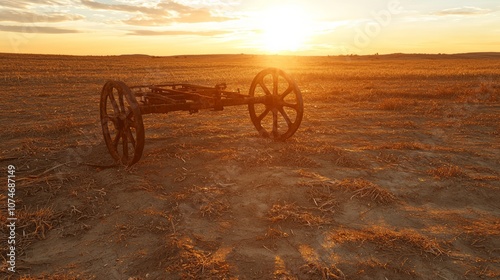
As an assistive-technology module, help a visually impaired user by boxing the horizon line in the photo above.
[1,51,500,58]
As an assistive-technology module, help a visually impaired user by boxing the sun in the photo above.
[259,5,311,53]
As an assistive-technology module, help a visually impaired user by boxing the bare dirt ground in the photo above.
[1,53,499,279]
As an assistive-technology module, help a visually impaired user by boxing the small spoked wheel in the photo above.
[248,68,304,140]
[100,81,145,166]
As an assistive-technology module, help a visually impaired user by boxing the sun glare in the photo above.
[259,5,311,53]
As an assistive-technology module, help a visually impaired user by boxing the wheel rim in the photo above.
[100,81,145,166]
[248,68,303,140]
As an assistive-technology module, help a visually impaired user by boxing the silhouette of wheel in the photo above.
[248,68,303,140]
[100,80,145,166]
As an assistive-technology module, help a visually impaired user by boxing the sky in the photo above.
[0,0,499,56]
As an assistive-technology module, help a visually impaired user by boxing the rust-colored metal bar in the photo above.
[141,92,180,104]
[130,83,214,90]
[140,95,268,115]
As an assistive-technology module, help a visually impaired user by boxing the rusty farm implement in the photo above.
[100,68,304,166]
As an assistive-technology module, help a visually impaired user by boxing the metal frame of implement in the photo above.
[99,67,304,166]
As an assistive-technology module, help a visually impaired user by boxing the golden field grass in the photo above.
[0,52,499,279]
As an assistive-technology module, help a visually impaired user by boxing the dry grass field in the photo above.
[0,52,499,279]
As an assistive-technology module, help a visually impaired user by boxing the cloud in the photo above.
[1,0,67,9]
[0,10,84,23]
[128,29,228,36]
[80,0,166,15]
[80,0,234,24]
[0,25,80,34]
[124,12,232,25]
[433,6,492,16]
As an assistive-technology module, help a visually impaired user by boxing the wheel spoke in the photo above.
[128,120,137,128]
[113,130,122,149]
[281,84,294,99]
[118,91,126,113]
[272,72,278,95]
[122,131,129,161]
[108,92,120,113]
[259,81,272,95]
[126,126,136,148]
[102,115,119,129]
[272,110,278,137]
[257,107,270,122]
[279,107,292,127]
[283,102,298,110]
[126,108,137,128]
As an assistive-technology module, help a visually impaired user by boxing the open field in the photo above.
[1,52,499,279]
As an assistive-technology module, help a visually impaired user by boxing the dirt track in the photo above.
[1,53,499,279]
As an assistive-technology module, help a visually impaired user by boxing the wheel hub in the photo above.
[265,94,282,109]
[116,114,126,130]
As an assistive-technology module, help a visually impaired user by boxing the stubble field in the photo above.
[0,52,499,279]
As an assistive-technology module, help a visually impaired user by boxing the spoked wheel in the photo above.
[100,81,145,166]
[248,68,304,140]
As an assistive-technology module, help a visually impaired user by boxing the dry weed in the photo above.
[434,85,459,99]
[357,258,417,277]
[19,275,81,280]
[281,142,341,156]
[268,202,330,227]
[296,170,339,190]
[18,271,94,279]
[336,178,396,204]
[464,259,500,279]
[457,216,500,254]
[0,205,60,269]
[176,185,231,219]
[264,227,290,239]
[166,235,231,279]
[377,142,430,150]
[114,223,140,243]
[273,256,297,280]
[461,80,500,102]
[305,184,338,213]
[296,170,333,182]
[378,98,406,111]
[142,205,180,234]
[297,170,339,211]
[0,206,57,240]
[48,118,76,135]
[282,154,321,168]
[327,226,448,257]
[298,245,345,279]
[428,165,467,179]
[200,200,230,218]
[300,262,346,280]
[334,154,361,168]
[297,172,395,206]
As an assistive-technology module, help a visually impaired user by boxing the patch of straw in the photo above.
[428,165,466,179]
[166,235,231,279]
[337,178,396,204]
[268,202,330,227]
[327,226,449,257]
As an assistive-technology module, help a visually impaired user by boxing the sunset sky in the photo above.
[0,0,499,56]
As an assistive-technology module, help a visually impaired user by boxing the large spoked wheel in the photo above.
[248,68,303,140]
[100,81,145,166]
